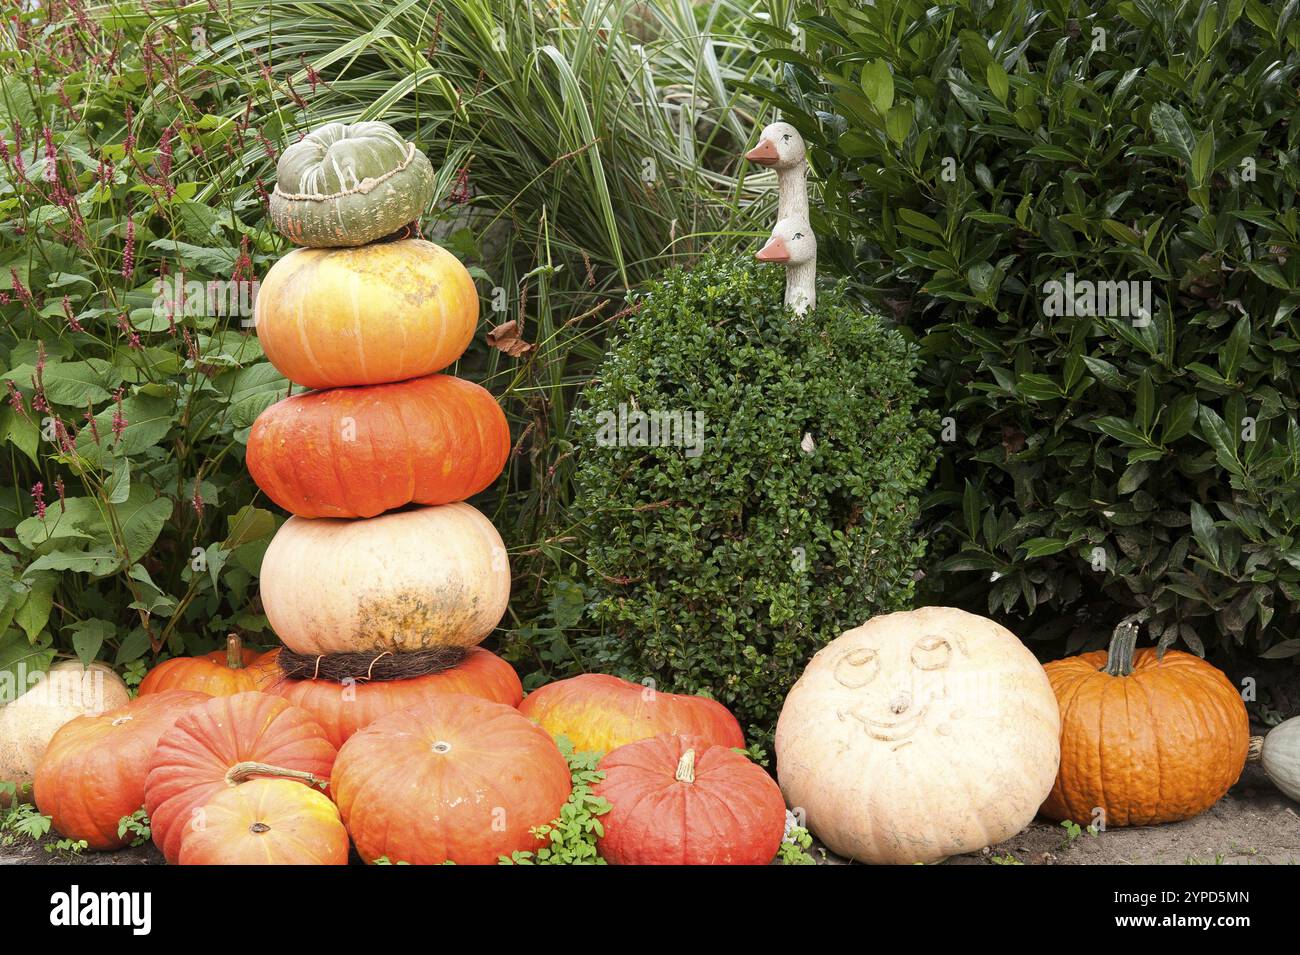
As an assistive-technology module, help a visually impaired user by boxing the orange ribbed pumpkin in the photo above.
[593,734,786,865]
[138,635,276,697]
[518,674,745,754]
[34,690,211,850]
[177,779,349,865]
[268,647,524,748]
[246,374,509,519]
[1040,627,1249,827]
[254,239,478,389]
[144,692,336,863]
[332,695,571,864]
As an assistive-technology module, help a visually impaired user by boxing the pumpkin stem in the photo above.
[226,633,245,671]
[1102,621,1139,677]
[1247,736,1264,762]
[675,748,697,784]
[224,761,324,787]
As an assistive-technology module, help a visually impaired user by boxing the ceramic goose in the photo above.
[745,121,809,223]
[756,216,816,315]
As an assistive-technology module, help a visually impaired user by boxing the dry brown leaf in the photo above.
[487,320,535,358]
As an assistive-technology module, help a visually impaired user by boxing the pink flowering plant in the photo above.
[0,3,289,683]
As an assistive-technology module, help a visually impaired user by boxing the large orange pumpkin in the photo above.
[259,503,511,655]
[144,692,336,863]
[518,673,745,754]
[331,694,571,864]
[177,778,349,865]
[246,374,510,519]
[33,690,211,850]
[138,635,276,697]
[1040,626,1249,827]
[593,733,786,865]
[269,647,523,748]
[254,239,478,389]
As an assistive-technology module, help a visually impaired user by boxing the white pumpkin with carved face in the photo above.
[775,607,1060,864]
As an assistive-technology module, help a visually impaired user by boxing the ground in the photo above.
[3,757,1295,865]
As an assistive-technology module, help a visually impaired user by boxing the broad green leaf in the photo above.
[861,60,894,114]
[986,62,1009,104]
[14,572,57,641]
[1190,501,1220,566]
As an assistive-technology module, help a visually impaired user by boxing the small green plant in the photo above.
[117,808,151,848]
[0,798,51,847]
[571,254,935,742]
[989,852,1024,866]
[776,824,817,866]
[500,737,610,865]
[45,837,88,856]
[1059,819,1101,850]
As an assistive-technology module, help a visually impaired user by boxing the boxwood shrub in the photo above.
[569,253,935,740]
[754,0,1300,659]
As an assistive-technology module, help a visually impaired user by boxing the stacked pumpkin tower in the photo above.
[248,121,519,722]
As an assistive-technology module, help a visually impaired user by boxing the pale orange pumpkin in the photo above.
[259,503,511,655]
[254,239,478,389]
[776,607,1060,864]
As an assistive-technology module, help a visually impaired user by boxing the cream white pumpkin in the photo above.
[775,607,1060,864]
[260,502,511,655]
[1250,716,1300,803]
[0,661,130,802]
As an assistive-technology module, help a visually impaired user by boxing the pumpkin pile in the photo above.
[248,120,514,741]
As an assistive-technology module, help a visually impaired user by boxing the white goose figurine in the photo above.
[747,121,815,315]
[756,216,816,315]
[745,121,809,223]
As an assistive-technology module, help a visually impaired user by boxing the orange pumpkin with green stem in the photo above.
[138,634,276,697]
[1040,624,1249,827]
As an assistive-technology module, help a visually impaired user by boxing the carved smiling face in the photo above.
[831,632,964,746]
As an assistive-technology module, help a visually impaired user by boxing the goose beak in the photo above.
[745,138,780,165]
[756,235,790,262]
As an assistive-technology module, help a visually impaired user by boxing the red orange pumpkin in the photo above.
[33,690,211,850]
[247,374,510,519]
[1041,626,1249,827]
[144,692,336,863]
[518,674,745,754]
[176,778,349,865]
[138,635,276,697]
[269,647,523,748]
[593,733,786,865]
[331,694,571,864]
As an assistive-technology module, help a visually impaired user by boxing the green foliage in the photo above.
[117,808,151,848]
[500,736,610,865]
[570,253,936,740]
[776,824,816,865]
[0,10,285,682]
[758,0,1300,656]
[0,797,50,847]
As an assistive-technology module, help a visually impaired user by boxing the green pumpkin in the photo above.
[1251,716,1300,803]
[270,121,435,247]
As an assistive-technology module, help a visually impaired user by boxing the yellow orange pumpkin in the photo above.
[254,239,478,389]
